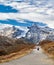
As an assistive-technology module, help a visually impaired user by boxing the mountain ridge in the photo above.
[0,23,54,44]
[24,24,54,44]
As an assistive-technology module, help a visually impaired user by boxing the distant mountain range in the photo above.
[23,24,54,44]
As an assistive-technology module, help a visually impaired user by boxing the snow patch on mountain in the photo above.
[0,23,28,38]
[25,24,54,44]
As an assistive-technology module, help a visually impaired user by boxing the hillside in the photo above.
[40,40,54,59]
[0,36,35,63]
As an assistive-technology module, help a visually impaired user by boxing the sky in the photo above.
[0,0,54,28]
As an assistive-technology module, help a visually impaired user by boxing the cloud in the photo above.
[0,13,53,27]
[0,0,54,28]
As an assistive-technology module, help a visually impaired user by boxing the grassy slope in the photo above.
[40,40,54,58]
[0,36,35,63]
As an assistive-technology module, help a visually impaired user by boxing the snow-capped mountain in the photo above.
[0,23,54,44]
[0,24,28,38]
[25,24,54,44]
[46,34,54,41]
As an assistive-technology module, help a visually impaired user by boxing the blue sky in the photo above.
[0,19,47,27]
[0,0,54,28]
[0,4,18,13]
